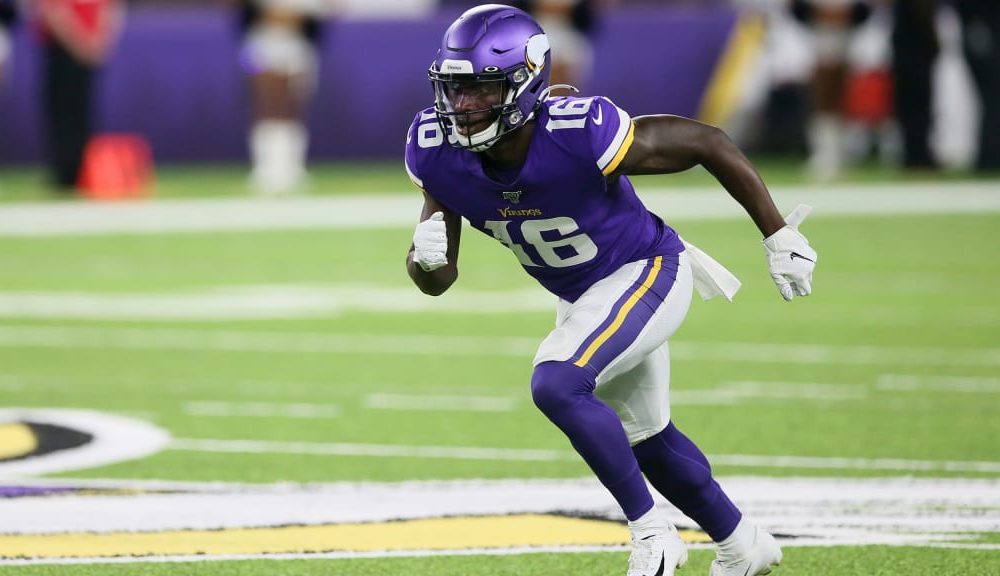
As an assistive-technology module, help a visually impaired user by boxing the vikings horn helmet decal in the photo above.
[428,4,551,151]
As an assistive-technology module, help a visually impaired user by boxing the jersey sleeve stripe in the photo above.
[404,158,424,190]
[596,105,634,174]
[600,121,635,176]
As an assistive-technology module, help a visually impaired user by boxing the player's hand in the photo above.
[412,211,449,272]
[763,204,817,301]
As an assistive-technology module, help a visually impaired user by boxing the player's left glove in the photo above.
[763,204,817,301]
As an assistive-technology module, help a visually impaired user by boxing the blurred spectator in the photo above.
[513,0,597,91]
[35,0,124,191]
[955,0,1000,171]
[790,0,873,180]
[891,0,938,170]
[0,0,16,85]
[239,0,331,195]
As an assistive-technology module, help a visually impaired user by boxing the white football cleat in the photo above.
[709,525,782,576]
[627,526,688,576]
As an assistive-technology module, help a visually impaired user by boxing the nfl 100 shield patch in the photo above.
[502,190,522,204]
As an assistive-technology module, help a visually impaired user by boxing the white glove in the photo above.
[763,204,817,301]
[412,211,449,272]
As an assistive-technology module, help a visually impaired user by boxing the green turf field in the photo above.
[0,164,998,575]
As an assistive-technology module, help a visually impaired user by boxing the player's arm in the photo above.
[612,114,784,237]
[613,115,817,301]
[406,190,462,296]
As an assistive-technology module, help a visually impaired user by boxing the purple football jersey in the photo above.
[405,96,684,302]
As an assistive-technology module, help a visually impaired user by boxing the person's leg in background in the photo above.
[45,39,93,191]
[241,1,322,194]
[956,0,1000,171]
[892,0,938,169]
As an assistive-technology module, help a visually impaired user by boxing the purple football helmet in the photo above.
[428,4,551,151]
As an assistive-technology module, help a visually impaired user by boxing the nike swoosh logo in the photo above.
[592,106,603,125]
[654,553,665,576]
[790,251,814,263]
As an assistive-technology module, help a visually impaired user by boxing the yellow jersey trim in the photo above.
[601,120,636,176]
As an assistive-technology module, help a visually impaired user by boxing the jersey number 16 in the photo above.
[484,217,598,268]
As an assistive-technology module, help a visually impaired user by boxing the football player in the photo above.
[404,5,817,576]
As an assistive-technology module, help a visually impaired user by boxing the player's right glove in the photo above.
[412,211,449,272]
[763,204,817,301]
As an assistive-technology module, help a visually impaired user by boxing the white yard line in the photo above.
[1,183,999,237]
[0,324,538,357]
[165,437,1000,473]
[877,374,1000,394]
[0,325,998,367]
[0,285,554,320]
[183,402,342,419]
[169,438,569,462]
[1,288,996,325]
[671,380,866,405]
[709,454,1000,473]
[364,393,519,412]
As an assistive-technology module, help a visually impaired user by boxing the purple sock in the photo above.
[532,361,654,521]
[632,422,741,541]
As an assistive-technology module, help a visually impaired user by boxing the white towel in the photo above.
[680,238,742,302]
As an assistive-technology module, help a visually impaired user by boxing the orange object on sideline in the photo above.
[77,134,154,200]
[842,69,893,125]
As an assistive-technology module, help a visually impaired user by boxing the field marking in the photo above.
[1,476,998,564]
[169,438,569,462]
[0,285,553,320]
[2,288,997,325]
[0,514,636,559]
[0,409,170,478]
[0,375,24,391]
[5,540,1000,567]
[166,437,1000,473]
[709,454,1000,473]
[672,381,866,405]
[2,182,999,237]
[877,374,1000,394]
[1,325,999,367]
[0,547,638,567]
[363,393,519,412]
[183,402,342,419]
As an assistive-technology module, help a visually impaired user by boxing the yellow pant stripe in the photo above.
[574,256,662,368]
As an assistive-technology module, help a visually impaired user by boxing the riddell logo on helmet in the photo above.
[441,59,474,73]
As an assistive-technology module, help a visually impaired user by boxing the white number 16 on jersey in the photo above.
[484,217,598,268]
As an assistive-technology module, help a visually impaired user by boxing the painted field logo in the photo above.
[0,409,170,477]
[0,422,92,463]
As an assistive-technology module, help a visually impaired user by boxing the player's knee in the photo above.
[530,361,595,417]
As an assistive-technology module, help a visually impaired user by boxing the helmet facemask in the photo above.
[430,64,534,152]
